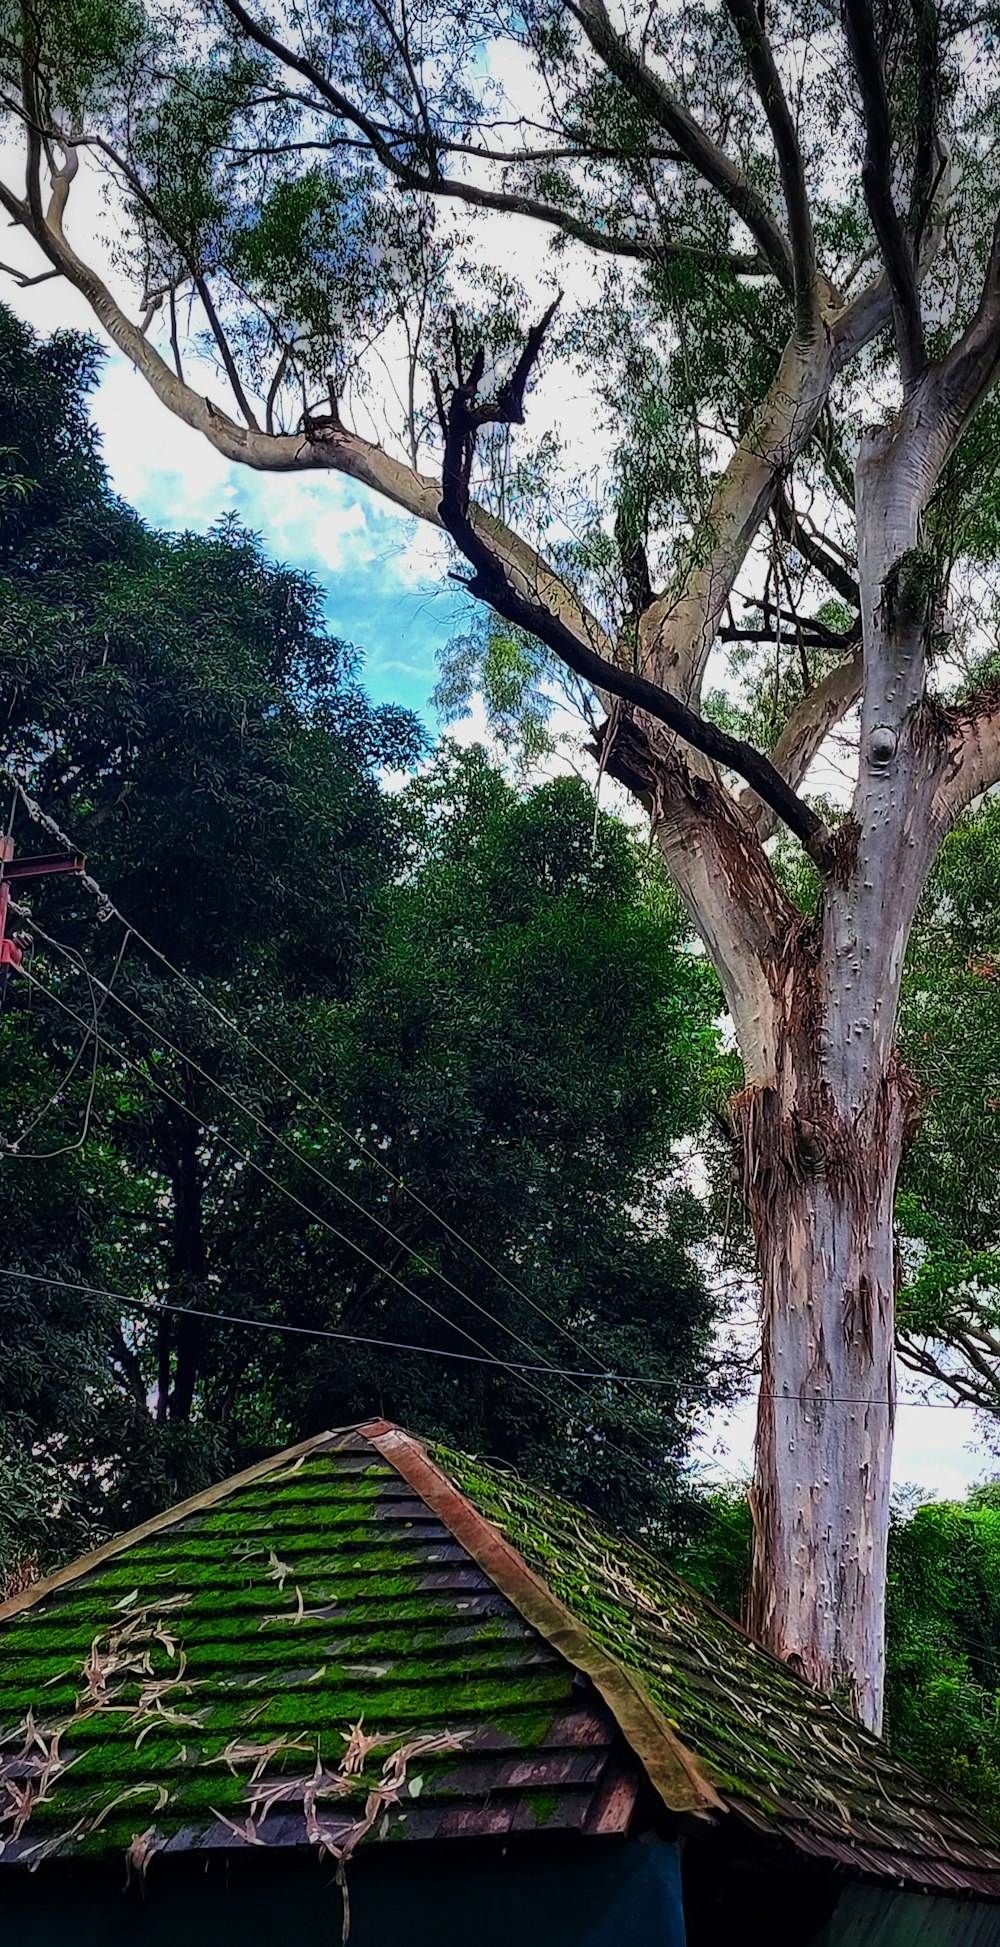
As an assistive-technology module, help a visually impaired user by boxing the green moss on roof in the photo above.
[4,1422,999,1900]
[430,1441,1000,1881]
[0,1435,593,1873]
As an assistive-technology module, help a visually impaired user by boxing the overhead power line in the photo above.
[0,1266,973,1411]
[0,1266,675,1382]
[15,955,708,1478]
[17,906,594,1395]
[4,774,647,1382]
[7,777,991,1430]
[16,781,983,1421]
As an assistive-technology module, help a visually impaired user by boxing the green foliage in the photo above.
[884,547,941,627]
[670,1483,753,1622]
[0,306,722,1573]
[232,743,724,1533]
[0,303,421,1564]
[433,616,571,770]
[886,1495,1000,1811]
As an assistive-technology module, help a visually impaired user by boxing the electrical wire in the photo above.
[0,1265,973,1409]
[15,958,571,1401]
[15,907,607,1400]
[14,958,679,1464]
[3,928,131,1160]
[0,1266,692,1383]
[13,779,983,1421]
[5,775,657,1384]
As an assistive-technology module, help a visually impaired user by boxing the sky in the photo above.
[72,349,471,728]
[2,179,993,1502]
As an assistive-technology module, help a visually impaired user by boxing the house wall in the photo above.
[0,1835,687,1946]
[814,1883,1000,1946]
[679,1831,1000,1947]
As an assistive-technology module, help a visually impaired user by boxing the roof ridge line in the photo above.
[0,1426,362,1623]
[360,1419,726,1823]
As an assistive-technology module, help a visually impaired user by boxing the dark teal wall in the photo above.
[814,1884,1000,1947]
[0,1837,686,1946]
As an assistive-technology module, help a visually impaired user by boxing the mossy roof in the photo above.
[1,1421,999,1903]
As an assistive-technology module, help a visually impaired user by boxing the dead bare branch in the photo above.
[433,307,830,857]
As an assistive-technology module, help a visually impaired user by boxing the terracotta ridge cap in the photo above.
[361,1420,724,1821]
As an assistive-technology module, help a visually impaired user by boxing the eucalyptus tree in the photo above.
[4,0,1000,1727]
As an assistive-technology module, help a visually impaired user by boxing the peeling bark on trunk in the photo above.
[735,973,917,1729]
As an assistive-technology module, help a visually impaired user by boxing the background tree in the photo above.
[244,743,723,1534]
[678,1481,1000,1820]
[894,794,1000,1419]
[0,305,720,1569]
[7,0,1000,1725]
[0,300,422,1551]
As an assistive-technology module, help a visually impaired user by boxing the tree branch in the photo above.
[723,0,817,332]
[897,1332,1000,1413]
[925,209,1000,458]
[193,270,260,431]
[18,33,44,231]
[775,488,861,607]
[565,0,797,296]
[218,0,728,270]
[908,0,944,262]
[433,306,829,857]
[842,0,925,390]
[0,257,57,287]
[938,676,1000,818]
[0,168,610,668]
[830,268,894,366]
[595,713,799,1086]
[637,327,834,705]
[738,644,864,838]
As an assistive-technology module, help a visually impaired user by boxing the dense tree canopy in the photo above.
[244,744,722,1530]
[0,306,721,1578]
[0,301,425,1559]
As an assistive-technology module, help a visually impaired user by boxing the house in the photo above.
[1,1420,999,1946]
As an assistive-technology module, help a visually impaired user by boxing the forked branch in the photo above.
[843,0,925,390]
[432,308,829,857]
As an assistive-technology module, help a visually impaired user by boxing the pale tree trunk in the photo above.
[723,422,944,1732]
[736,1017,915,1728]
